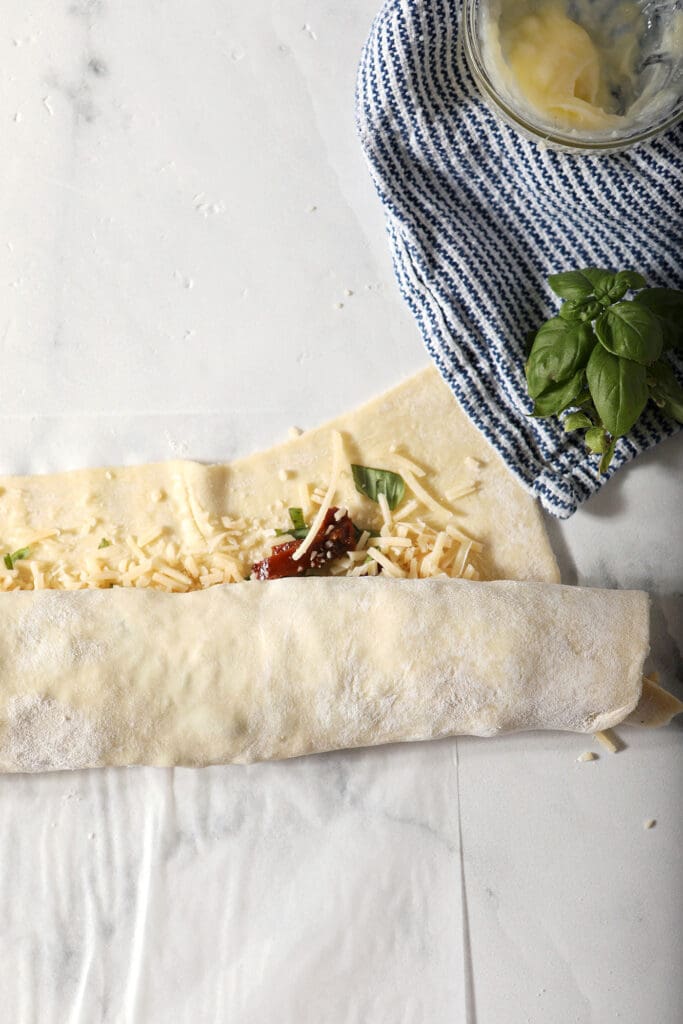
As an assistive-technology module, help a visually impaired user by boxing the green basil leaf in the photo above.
[593,273,624,304]
[589,270,643,305]
[595,302,663,365]
[599,439,617,474]
[351,465,406,510]
[558,301,582,322]
[592,271,645,304]
[585,426,609,453]
[563,411,593,431]
[581,268,614,290]
[558,298,602,322]
[648,360,683,423]
[531,372,584,417]
[586,345,648,437]
[275,527,309,540]
[548,268,609,300]
[616,270,647,292]
[98,538,111,549]
[288,507,307,532]
[648,359,681,392]
[634,288,683,350]
[662,394,683,424]
[526,319,596,398]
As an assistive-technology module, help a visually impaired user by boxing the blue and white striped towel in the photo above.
[356,0,682,517]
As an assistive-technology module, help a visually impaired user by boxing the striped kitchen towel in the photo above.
[356,0,682,517]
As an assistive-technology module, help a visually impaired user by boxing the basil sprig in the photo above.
[351,465,406,510]
[525,268,683,472]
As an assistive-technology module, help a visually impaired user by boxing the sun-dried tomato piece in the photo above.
[251,539,302,581]
[251,507,356,580]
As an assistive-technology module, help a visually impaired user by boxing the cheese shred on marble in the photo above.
[594,730,620,753]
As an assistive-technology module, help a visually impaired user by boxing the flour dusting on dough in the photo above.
[2,694,106,772]
[15,591,110,676]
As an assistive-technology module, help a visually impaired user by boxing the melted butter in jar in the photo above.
[482,0,683,134]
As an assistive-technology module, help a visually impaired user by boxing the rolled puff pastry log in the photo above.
[1,581,651,770]
[0,578,649,772]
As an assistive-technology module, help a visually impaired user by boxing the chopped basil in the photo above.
[351,465,405,510]
[3,547,30,570]
[98,538,111,549]
[274,508,311,540]
[288,507,307,532]
[276,527,309,539]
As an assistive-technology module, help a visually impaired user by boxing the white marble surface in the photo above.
[1,2,681,1022]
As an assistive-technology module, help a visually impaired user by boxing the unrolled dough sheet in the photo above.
[0,368,559,586]
[0,578,649,772]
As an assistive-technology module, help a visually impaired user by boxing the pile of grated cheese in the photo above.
[265,434,483,582]
[0,435,483,592]
[0,517,257,593]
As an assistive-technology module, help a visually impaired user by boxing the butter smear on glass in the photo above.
[475,0,683,143]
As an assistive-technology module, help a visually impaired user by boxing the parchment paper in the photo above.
[1,1,681,1020]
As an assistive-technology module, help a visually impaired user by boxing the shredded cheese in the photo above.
[594,730,621,753]
[377,492,392,528]
[372,536,412,549]
[392,499,419,522]
[366,547,407,577]
[388,452,426,478]
[1,431,485,592]
[400,467,454,519]
[292,431,343,562]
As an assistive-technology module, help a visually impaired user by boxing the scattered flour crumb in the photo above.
[2,694,106,772]
[288,426,303,440]
[165,432,189,457]
[577,751,598,763]
[643,819,656,830]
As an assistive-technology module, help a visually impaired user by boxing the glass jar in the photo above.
[462,0,683,152]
